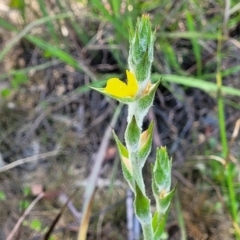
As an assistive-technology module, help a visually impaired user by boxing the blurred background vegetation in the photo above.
[0,0,240,239]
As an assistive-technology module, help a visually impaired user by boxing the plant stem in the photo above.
[216,72,228,157]
[175,191,187,240]
[142,223,154,240]
[216,32,240,239]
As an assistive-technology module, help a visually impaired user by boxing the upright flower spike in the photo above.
[89,15,173,240]
[128,14,154,94]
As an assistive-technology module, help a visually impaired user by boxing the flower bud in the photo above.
[128,15,154,94]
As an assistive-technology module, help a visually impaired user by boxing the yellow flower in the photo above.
[104,70,138,98]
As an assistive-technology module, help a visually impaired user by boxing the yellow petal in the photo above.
[105,78,131,97]
[104,71,138,98]
[126,70,138,97]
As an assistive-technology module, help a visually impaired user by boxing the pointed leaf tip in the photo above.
[125,115,141,152]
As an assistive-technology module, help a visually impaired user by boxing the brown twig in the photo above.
[0,150,61,173]
[6,192,45,240]
[77,104,123,240]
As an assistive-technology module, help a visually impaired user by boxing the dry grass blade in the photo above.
[0,150,61,173]
[229,118,240,147]
[194,155,226,165]
[78,104,123,240]
[228,118,240,166]
[6,192,45,240]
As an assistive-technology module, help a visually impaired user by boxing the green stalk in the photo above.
[216,72,228,156]
[225,164,240,237]
[142,223,154,240]
[216,33,240,239]
[175,191,186,240]
[186,11,202,77]
[93,15,173,240]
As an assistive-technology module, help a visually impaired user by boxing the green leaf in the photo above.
[156,188,175,215]
[152,147,174,215]
[30,219,42,232]
[1,88,11,97]
[152,212,168,240]
[25,35,81,70]
[11,72,28,89]
[138,121,154,167]
[125,116,141,152]
[19,200,30,211]
[112,131,128,158]
[9,0,25,9]
[152,147,172,195]
[134,183,152,225]
[128,15,154,83]
[90,87,135,104]
[133,79,161,127]
[112,131,134,191]
[0,191,6,201]
[152,211,158,231]
[23,186,31,197]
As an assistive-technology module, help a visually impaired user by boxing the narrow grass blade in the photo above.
[186,11,202,76]
[0,13,73,62]
[152,74,240,97]
[0,60,60,81]
[37,0,58,43]
[0,17,18,31]
[158,40,183,74]
[158,31,223,40]
[109,0,121,17]
[174,191,187,240]
[25,35,80,70]
[202,65,240,80]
